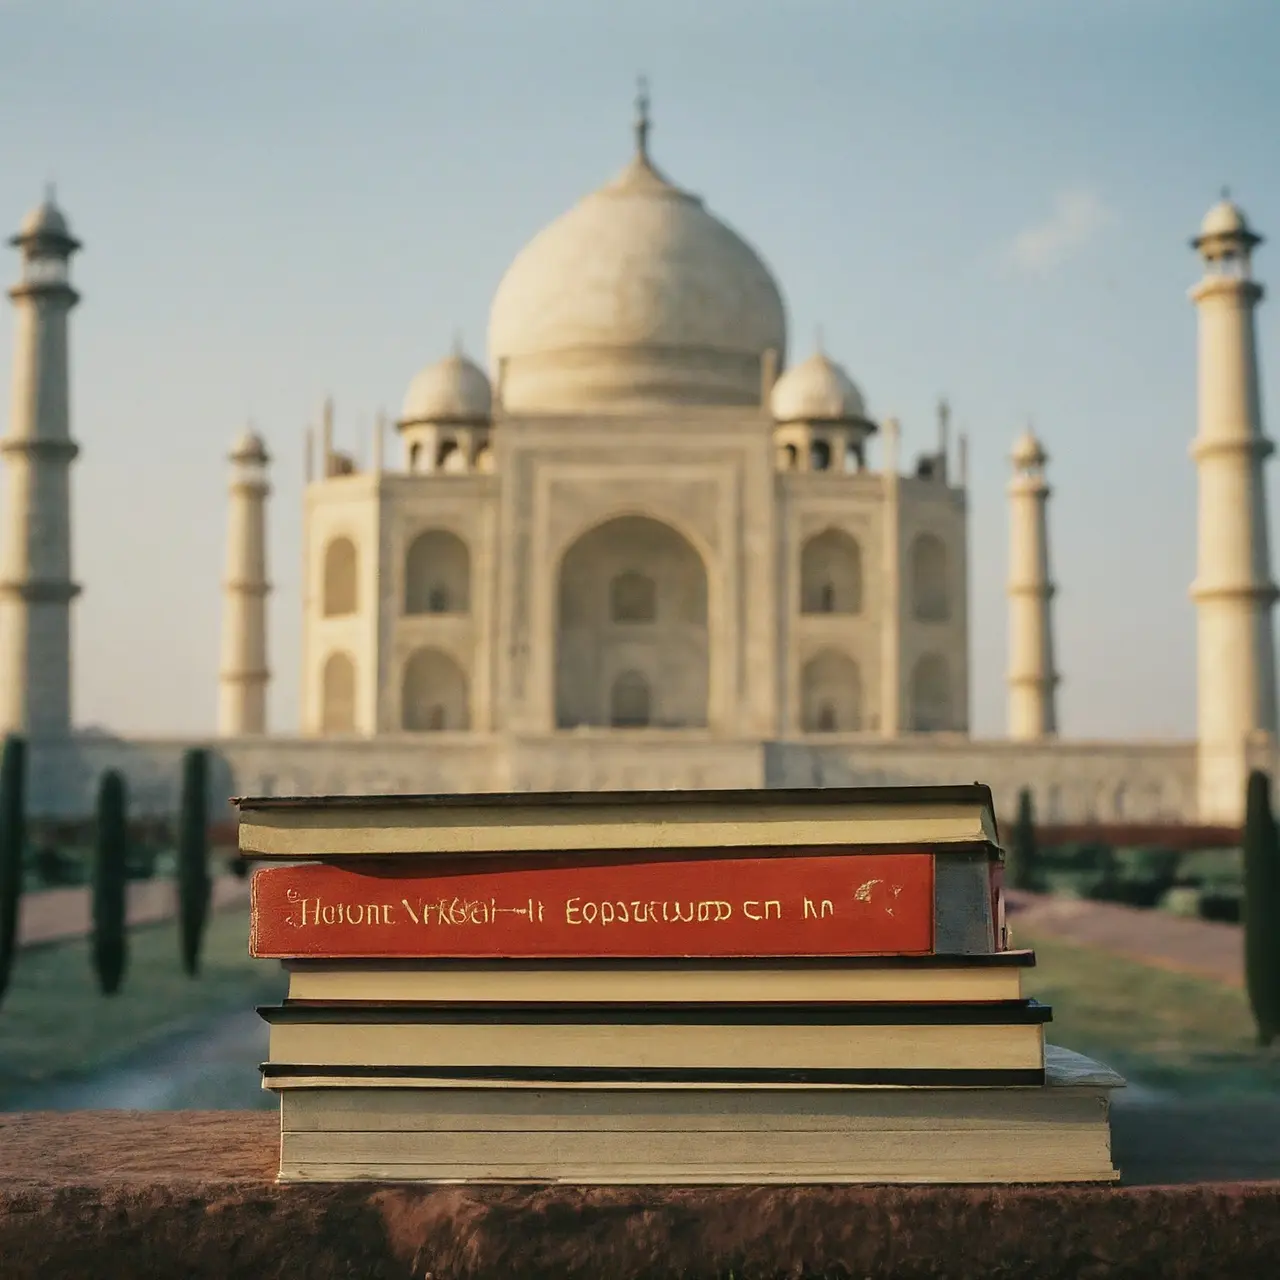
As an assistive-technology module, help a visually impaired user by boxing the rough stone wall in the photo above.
[4,1112,1280,1280]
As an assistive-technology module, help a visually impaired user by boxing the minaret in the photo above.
[0,191,82,738]
[1189,193,1279,822]
[879,417,901,737]
[1007,426,1058,739]
[218,429,272,735]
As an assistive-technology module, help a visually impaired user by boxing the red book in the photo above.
[249,853,935,960]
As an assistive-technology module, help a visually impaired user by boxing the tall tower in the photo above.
[1007,427,1059,739]
[218,429,272,735]
[1189,195,1279,822]
[0,192,82,738]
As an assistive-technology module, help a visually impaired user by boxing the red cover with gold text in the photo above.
[249,852,936,960]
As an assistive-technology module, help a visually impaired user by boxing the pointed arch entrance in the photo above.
[555,515,709,729]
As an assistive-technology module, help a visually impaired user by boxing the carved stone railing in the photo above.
[2,1112,1279,1279]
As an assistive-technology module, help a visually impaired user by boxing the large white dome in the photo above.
[488,118,787,414]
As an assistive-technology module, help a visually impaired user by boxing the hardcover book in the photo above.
[266,1045,1121,1185]
[235,783,1002,859]
[280,950,1036,1005]
[258,999,1050,1083]
[250,851,952,959]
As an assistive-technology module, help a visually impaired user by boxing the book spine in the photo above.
[250,853,936,960]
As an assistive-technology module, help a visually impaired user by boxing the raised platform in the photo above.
[1,1112,1278,1279]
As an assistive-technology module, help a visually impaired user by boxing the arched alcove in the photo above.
[800,650,862,732]
[555,515,709,729]
[322,537,357,617]
[910,533,949,622]
[910,653,951,731]
[401,646,469,731]
[800,529,862,615]
[610,670,651,727]
[610,570,657,623]
[404,530,470,615]
[320,652,357,733]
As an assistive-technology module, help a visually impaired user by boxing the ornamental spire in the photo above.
[634,75,651,161]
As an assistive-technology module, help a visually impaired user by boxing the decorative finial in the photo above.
[938,397,951,429]
[1222,185,1232,202]
[634,75,651,160]
[44,181,56,206]
[815,325,825,354]
[451,329,464,357]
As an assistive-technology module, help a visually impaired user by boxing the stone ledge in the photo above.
[2,1111,1279,1280]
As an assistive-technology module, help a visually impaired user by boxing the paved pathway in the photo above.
[1006,889,1243,987]
[18,875,249,949]
[1,1008,274,1112]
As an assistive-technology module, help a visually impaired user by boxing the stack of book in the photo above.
[240,784,1123,1184]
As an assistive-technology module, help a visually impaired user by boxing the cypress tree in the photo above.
[1242,769,1280,1047]
[1006,786,1037,892]
[0,736,26,1005]
[92,769,129,995]
[177,748,211,977]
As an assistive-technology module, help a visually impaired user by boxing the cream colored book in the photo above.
[236,783,1001,859]
[262,1005,1048,1074]
[283,955,1031,1005]
[270,1046,1121,1185]
[264,1043,1113,1094]
[277,1129,1111,1185]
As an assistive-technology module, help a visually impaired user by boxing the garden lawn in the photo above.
[1019,924,1280,1098]
[0,905,286,1101]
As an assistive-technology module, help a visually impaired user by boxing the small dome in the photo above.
[22,201,68,238]
[400,348,492,425]
[230,429,269,463]
[1011,428,1047,467]
[10,191,78,251]
[770,350,867,423]
[1193,194,1262,255]
[1200,199,1249,240]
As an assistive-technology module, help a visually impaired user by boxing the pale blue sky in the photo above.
[1,0,1277,739]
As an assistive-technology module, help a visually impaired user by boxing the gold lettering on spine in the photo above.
[273,875,901,936]
[284,890,397,928]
